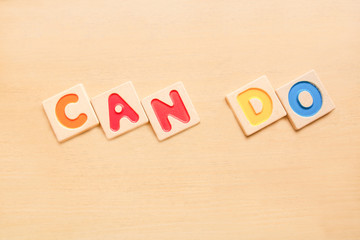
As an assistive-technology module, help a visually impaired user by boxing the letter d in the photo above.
[237,88,273,126]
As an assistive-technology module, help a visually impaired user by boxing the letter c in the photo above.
[55,94,87,128]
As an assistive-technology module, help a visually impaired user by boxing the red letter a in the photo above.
[150,90,190,132]
[109,93,139,132]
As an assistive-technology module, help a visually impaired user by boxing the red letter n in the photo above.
[150,90,190,132]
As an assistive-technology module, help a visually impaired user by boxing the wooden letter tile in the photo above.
[91,81,148,139]
[276,70,335,130]
[226,76,287,136]
[42,84,99,142]
[141,82,200,141]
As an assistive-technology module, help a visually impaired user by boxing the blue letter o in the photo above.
[288,81,322,117]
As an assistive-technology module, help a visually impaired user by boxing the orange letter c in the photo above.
[55,94,87,129]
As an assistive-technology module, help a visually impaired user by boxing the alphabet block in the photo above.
[226,76,287,136]
[42,84,99,142]
[141,82,200,141]
[276,70,335,130]
[91,81,148,139]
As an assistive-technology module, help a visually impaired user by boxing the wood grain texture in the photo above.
[0,0,359,239]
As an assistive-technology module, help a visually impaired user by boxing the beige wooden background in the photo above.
[1,0,359,239]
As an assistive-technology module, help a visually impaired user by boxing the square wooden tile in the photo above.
[141,82,200,141]
[42,84,99,142]
[91,81,148,139]
[276,70,335,130]
[226,76,287,136]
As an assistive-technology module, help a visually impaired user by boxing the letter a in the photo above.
[108,93,139,132]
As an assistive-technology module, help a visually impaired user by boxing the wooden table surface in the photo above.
[1,1,359,239]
